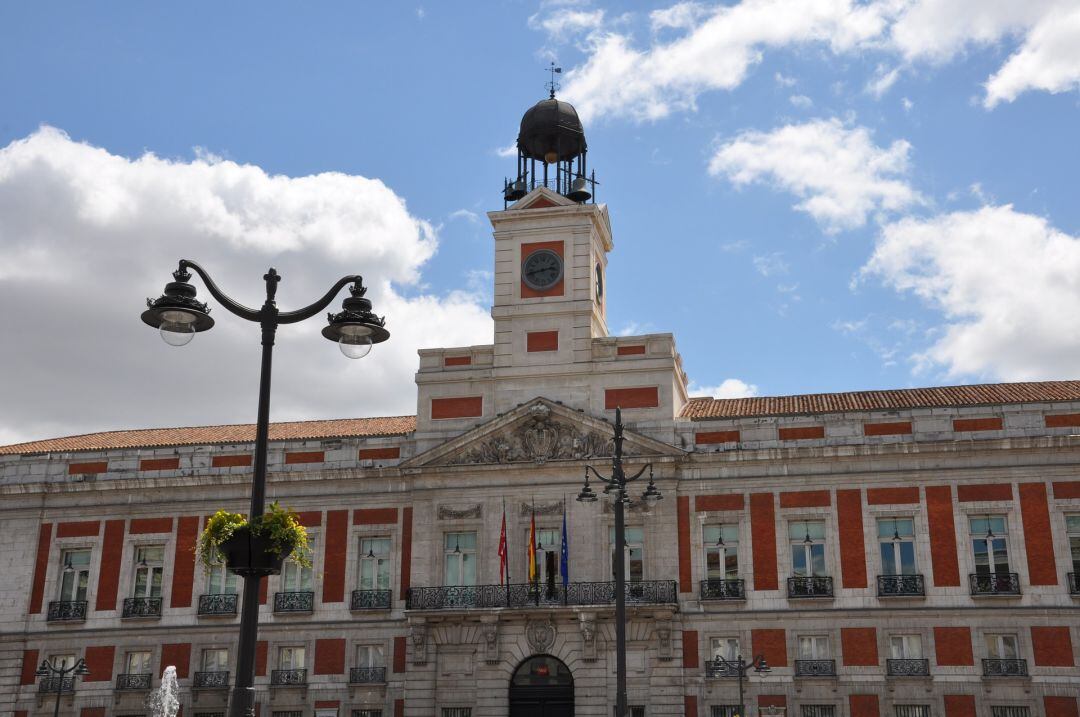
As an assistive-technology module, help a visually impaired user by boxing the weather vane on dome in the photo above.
[546,61,562,99]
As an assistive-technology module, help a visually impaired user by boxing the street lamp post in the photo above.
[577,407,663,717]
[709,654,771,717]
[141,260,389,717]
[36,657,89,717]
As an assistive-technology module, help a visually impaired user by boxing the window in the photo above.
[711,637,739,662]
[704,524,739,579]
[359,537,392,590]
[798,635,830,659]
[357,645,385,669]
[132,546,165,598]
[889,634,922,659]
[529,527,561,587]
[1067,515,1080,573]
[991,708,1030,717]
[281,536,315,592]
[354,712,383,717]
[985,634,1019,659]
[609,527,644,581]
[442,709,472,717]
[124,650,151,675]
[878,518,917,575]
[201,648,228,672]
[444,532,477,586]
[970,516,1010,574]
[58,549,91,602]
[790,521,827,577]
[895,707,930,717]
[801,707,835,717]
[712,708,741,717]
[48,653,77,670]
[278,646,306,670]
[206,550,238,595]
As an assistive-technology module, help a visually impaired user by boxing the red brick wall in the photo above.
[400,507,413,596]
[866,486,919,504]
[444,355,471,366]
[684,696,698,717]
[96,519,126,611]
[393,636,407,673]
[358,447,400,460]
[956,483,1012,502]
[605,387,659,410]
[171,516,200,608]
[323,510,349,603]
[750,493,778,591]
[314,638,346,674]
[1046,697,1080,717]
[925,486,960,587]
[526,330,559,352]
[617,345,646,356]
[285,451,324,465]
[759,697,787,709]
[212,454,251,468]
[953,417,1002,432]
[161,643,191,678]
[695,494,744,511]
[57,520,101,538]
[1019,482,1058,585]
[778,425,824,440]
[69,461,107,474]
[695,430,740,444]
[944,695,976,717]
[864,421,912,436]
[934,627,974,665]
[751,629,787,667]
[259,577,268,605]
[83,645,114,682]
[837,489,867,588]
[130,517,173,534]
[841,628,878,665]
[1031,626,1074,666]
[779,490,831,508]
[682,630,698,669]
[520,240,564,298]
[394,699,405,717]
[677,496,692,593]
[354,507,399,525]
[431,396,483,419]
[296,511,322,528]
[1046,413,1080,428]
[1053,481,1080,499]
[29,523,51,614]
[139,457,180,471]
[849,695,879,717]
[255,640,267,676]
[20,649,39,685]
[80,709,106,717]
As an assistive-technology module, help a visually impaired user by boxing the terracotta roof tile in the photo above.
[681,380,1080,420]
[0,416,416,456]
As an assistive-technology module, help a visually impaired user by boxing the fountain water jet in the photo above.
[145,665,180,717]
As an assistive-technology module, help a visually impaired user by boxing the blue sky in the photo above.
[1,1,1079,442]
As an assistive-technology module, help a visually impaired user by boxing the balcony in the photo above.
[700,579,746,601]
[351,589,393,610]
[198,593,238,616]
[886,658,930,677]
[877,574,925,597]
[274,591,314,613]
[270,668,307,686]
[787,576,833,598]
[969,572,1021,596]
[1068,573,1079,595]
[116,673,152,691]
[38,676,74,694]
[122,596,163,618]
[794,659,837,677]
[349,666,387,684]
[705,659,742,678]
[405,580,678,610]
[47,600,87,622]
[193,670,230,689]
[983,658,1028,677]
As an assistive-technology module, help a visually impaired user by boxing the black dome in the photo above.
[517,97,587,163]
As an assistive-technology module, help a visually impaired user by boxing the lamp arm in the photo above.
[179,260,262,322]
[277,275,362,324]
[586,465,614,485]
[624,463,652,483]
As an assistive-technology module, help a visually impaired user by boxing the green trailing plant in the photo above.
[197,501,311,571]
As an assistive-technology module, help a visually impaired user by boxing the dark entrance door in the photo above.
[509,654,574,717]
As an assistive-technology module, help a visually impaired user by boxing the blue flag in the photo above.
[560,506,569,587]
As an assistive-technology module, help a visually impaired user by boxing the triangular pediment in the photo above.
[402,398,684,468]
[509,186,576,211]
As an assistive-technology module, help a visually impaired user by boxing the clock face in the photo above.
[595,262,604,301]
[522,249,564,291]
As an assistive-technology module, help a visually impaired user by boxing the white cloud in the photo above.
[495,142,518,158]
[709,118,923,232]
[752,252,789,276]
[862,204,1080,380]
[688,378,760,399]
[774,72,798,87]
[984,5,1080,107]
[789,94,813,108]
[650,2,710,32]
[529,8,605,41]
[0,127,492,444]
[449,208,480,224]
[866,64,900,97]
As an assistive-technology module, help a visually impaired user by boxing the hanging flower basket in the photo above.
[198,502,311,578]
[219,525,292,577]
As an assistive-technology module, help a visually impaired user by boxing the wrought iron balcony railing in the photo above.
[886,658,930,676]
[787,576,834,598]
[122,596,163,618]
[349,666,387,684]
[270,668,307,686]
[198,593,238,616]
[983,658,1028,677]
[877,574,925,597]
[969,572,1021,596]
[116,673,152,690]
[794,659,837,677]
[700,579,746,601]
[405,580,678,610]
[193,670,230,689]
[47,600,88,621]
[704,659,741,678]
[274,591,314,613]
[1068,572,1079,595]
[38,676,74,694]
[351,589,393,610]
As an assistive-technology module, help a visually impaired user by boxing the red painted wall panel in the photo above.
[56,520,101,538]
[934,627,974,665]
[617,345,646,356]
[1031,626,1074,666]
[255,640,267,676]
[171,516,200,608]
[956,483,1012,502]
[314,638,346,674]
[358,447,400,460]
[841,627,877,665]
[837,489,868,588]
[354,507,399,525]
[393,635,407,673]
[684,696,698,717]
[394,699,405,717]
[160,643,191,678]
[1053,480,1080,498]
[866,486,919,504]
[682,630,699,668]
[444,355,471,366]
[944,696,976,717]
[695,430,740,444]
[139,457,180,471]
[400,507,413,596]
[864,421,912,436]
[605,387,659,410]
[750,493,778,591]
[778,426,824,440]
[526,330,559,352]
[695,494,744,512]
[751,629,787,667]
[29,523,51,614]
[431,396,483,419]
[285,451,324,465]
[323,510,348,603]
[130,517,173,534]
[779,490,831,508]
[68,461,107,474]
[1046,697,1080,717]
[677,496,692,593]
[925,486,960,587]
[953,417,1002,432]
[83,645,114,682]
[20,649,39,685]
[1019,483,1058,585]
[95,519,126,611]
[849,695,879,717]
[212,454,252,468]
[1046,413,1080,428]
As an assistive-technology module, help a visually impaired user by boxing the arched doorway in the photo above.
[508,654,574,717]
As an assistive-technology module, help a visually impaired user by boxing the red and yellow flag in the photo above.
[527,509,538,584]
[498,507,508,585]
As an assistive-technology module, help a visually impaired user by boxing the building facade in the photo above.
[2,98,1080,717]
